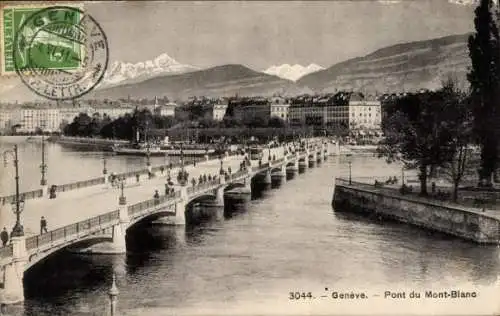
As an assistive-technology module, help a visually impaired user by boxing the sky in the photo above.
[84,0,476,70]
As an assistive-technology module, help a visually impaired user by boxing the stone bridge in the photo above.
[0,139,329,305]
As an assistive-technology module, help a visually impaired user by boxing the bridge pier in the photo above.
[243,176,252,192]
[263,169,272,185]
[110,203,129,254]
[286,158,298,175]
[41,184,48,198]
[271,165,286,183]
[316,148,323,163]
[174,186,188,225]
[299,157,307,171]
[1,236,27,305]
[309,152,316,167]
[86,201,129,254]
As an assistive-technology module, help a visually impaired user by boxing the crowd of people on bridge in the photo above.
[0,141,321,249]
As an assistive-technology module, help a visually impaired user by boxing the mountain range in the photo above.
[102,53,199,87]
[89,64,305,101]
[297,33,471,94]
[263,64,324,81]
[0,33,473,102]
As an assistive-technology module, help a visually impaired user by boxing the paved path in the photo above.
[0,147,284,237]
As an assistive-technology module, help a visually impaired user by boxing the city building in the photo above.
[348,93,382,130]
[211,103,228,121]
[154,102,177,117]
[229,97,271,125]
[270,97,290,122]
[92,105,135,119]
[0,108,15,131]
[289,93,349,131]
[13,107,61,133]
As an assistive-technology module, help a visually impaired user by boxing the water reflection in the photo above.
[1,145,499,315]
[332,211,500,287]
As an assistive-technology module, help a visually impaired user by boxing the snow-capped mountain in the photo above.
[101,53,199,87]
[263,63,324,82]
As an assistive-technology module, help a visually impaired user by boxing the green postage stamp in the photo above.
[0,3,85,76]
[0,3,108,100]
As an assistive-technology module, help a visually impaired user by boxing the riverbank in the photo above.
[332,178,500,244]
[48,136,128,149]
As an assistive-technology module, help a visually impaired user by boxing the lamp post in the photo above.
[118,177,126,205]
[108,273,119,316]
[3,145,24,237]
[346,153,352,185]
[102,154,107,176]
[180,144,184,170]
[40,134,47,186]
[219,155,224,175]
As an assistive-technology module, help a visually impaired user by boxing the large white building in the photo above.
[13,108,61,133]
[348,94,382,130]
[0,104,136,133]
[154,102,177,117]
[211,103,228,121]
[270,97,290,122]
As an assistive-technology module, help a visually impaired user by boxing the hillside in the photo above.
[87,64,296,100]
[298,34,471,93]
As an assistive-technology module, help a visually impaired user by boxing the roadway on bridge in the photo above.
[0,147,284,237]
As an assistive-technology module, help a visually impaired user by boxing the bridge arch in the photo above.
[24,233,113,273]
[128,209,176,229]
[224,182,246,192]
[186,194,217,208]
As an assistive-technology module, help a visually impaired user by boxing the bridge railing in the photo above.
[0,244,13,260]
[56,177,106,193]
[251,162,270,173]
[25,210,120,251]
[187,179,222,196]
[1,189,43,205]
[115,158,205,180]
[230,170,248,181]
[127,193,178,217]
[271,158,285,167]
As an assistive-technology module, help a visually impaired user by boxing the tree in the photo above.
[377,85,464,195]
[467,0,500,186]
[439,80,474,201]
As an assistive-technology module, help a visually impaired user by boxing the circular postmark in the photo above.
[13,6,109,101]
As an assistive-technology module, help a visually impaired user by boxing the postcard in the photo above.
[0,1,499,315]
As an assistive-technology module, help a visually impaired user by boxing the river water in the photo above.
[1,136,500,316]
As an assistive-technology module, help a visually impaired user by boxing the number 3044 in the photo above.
[289,292,313,300]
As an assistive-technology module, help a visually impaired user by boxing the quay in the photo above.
[0,138,328,305]
[48,136,129,149]
[332,178,500,244]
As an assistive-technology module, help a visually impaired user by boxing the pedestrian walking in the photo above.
[40,216,48,234]
[1,227,8,247]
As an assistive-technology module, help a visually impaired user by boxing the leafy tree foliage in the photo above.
[377,83,468,195]
[467,0,500,185]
